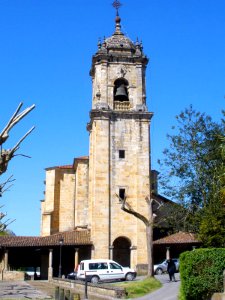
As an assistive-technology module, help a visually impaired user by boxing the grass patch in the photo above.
[114,276,162,298]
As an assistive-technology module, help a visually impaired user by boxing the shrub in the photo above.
[115,276,162,298]
[180,248,225,300]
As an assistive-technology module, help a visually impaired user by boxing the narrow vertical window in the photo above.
[119,188,126,200]
[119,150,125,159]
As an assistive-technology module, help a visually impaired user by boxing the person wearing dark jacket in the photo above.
[167,258,176,282]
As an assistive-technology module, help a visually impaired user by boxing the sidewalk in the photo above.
[135,273,180,300]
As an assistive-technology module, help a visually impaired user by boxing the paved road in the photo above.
[135,273,180,300]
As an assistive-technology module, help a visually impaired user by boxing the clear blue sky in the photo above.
[0,0,224,236]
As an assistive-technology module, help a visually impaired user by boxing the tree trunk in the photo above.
[146,224,154,276]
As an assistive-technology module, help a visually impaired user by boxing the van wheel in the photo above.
[125,273,134,281]
[91,276,99,284]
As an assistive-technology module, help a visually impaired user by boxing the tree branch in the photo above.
[0,126,35,175]
[115,194,149,226]
[0,102,35,144]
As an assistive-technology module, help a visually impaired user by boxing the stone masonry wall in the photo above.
[1,271,25,281]
[41,167,75,236]
[75,161,89,227]
[41,169,58,236]
[59,170,75,232]
[88,117,110,259]
[110,117,150,266]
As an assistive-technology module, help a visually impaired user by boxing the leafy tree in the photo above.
[198,199,225,247]
[218,131,225,200]
[198,128,225,247]
[158,106,225,246]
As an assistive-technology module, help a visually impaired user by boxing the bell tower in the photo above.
[87,4,153,270]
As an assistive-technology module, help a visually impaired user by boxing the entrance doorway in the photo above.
[113,237,131,267]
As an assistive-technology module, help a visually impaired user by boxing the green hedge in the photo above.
[179,248,225,300]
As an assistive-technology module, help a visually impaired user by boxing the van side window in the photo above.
[100,263,108,269]
[89,262,108,270]
[89,263,98,270]
[109,262,122,269]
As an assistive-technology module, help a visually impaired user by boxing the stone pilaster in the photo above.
[48,249,53,280]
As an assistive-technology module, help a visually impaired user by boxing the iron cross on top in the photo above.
[112,0,122,15]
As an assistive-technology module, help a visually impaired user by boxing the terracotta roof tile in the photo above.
[153,231,201,245]
[76,156,89,160]
[0,230,92,248]
[58,165,73,169]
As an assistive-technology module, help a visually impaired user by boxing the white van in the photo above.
[77,259,136,283]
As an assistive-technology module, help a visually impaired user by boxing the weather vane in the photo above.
[112,0,122,16]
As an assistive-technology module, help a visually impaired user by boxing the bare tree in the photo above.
[0,175,15,197]
[0,102,35,175]
[116,194,163,277]
[0,102,35,232]
[0,205,16,233]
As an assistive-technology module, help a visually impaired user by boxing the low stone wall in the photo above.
[51,277,127,299]
[211,294,225,300]
[136,264,148,275]
[1,271,25,281]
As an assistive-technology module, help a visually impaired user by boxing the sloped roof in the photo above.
[75,156,89,160]
[45,165,73,171]
[153,231,201,245]
[0,230,92,248]
[46,157,89,171]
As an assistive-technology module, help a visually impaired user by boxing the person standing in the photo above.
[167,258,176,282]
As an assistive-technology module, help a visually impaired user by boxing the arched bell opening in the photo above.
[113,236,131,267]
[113,79,130,110]
[114,78,129,101]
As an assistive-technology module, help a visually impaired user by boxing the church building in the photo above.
[0,6,201,281]
[41,9,153,271]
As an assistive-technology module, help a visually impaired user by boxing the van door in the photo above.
[109,262,124,280]
[88,262,109,281]
[77,262,85,279]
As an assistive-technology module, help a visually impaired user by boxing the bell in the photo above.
[115,84,128,101]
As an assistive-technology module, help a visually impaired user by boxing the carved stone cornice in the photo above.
[87,109,153,132]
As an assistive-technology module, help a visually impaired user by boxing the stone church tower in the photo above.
[41,10,153,270]
[87,13,153,268]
